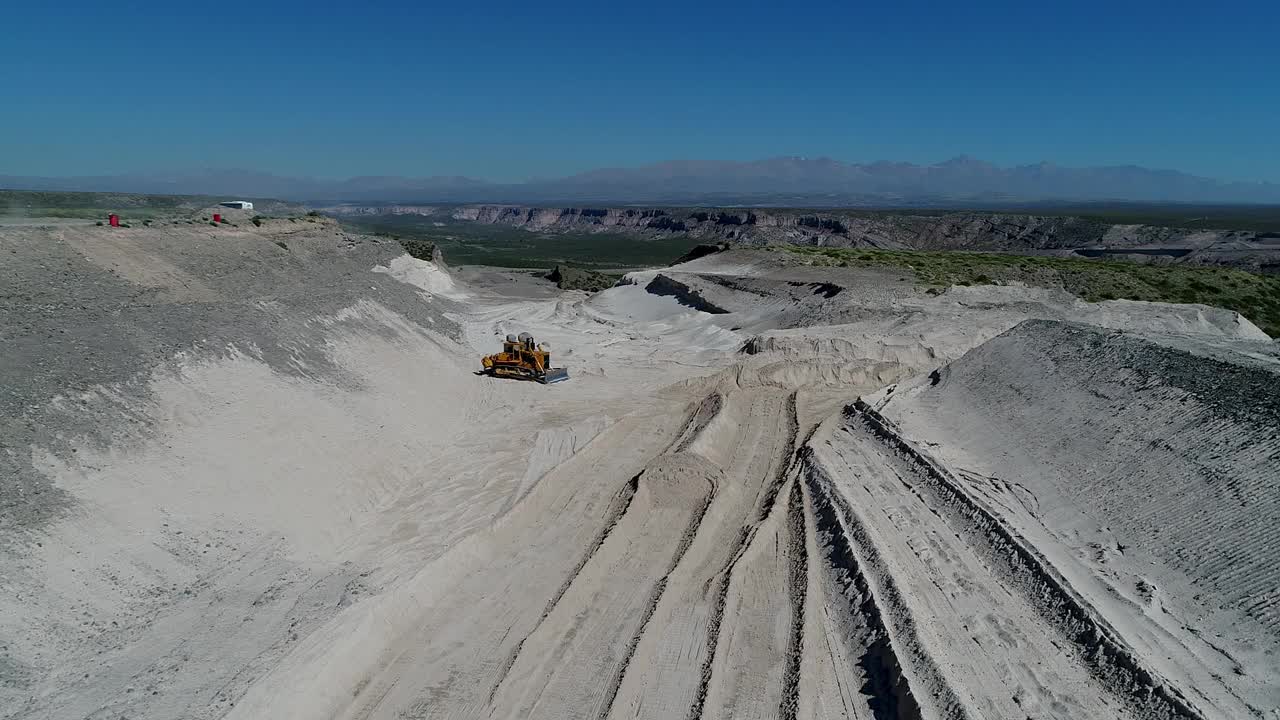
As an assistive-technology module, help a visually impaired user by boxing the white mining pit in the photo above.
[2,221,1277,720]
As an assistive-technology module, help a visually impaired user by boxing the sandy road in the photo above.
[608,389,796,720]
[330,384,807,720]
[326,406,690,720]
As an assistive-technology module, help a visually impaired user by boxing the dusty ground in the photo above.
[2,223,1277,720]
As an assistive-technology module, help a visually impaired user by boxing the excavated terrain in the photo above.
[2,219,1277,719]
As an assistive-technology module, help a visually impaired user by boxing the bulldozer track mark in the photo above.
[778,476,809,720]
[597,472,718,720]
[488,472,641,705]
[347,675,401,720]
[750,391,799,523]
[672,392,725,453]
[684,525,748,720]
[849,400,1207,720]
[495,394,726,716]
[687,391,799,720]
[804,447,966,720]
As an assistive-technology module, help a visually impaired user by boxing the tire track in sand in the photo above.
[777,475,810,720]
[486,389,716,702]
[804,446,966,720]
[849,400,1206,720]
[687,391,799,720]
[595,470,718,720]
[488,472,641,704]
[488,393,718,706]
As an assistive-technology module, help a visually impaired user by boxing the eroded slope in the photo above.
[868,320,1280,716]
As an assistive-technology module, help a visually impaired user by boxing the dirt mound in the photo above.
[870,319,1280,715]
[0,221,471,717]
[639,273,731,314]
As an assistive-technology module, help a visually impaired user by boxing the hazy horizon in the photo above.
[5,0,1279,186]
[6,154,1280,205]
[6,153,1278,187]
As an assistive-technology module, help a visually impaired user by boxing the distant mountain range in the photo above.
[4,157,1279,205]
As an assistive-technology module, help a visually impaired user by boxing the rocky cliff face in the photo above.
[322,205,442,217]
[447,205,1280,273]
[451,205,676,230]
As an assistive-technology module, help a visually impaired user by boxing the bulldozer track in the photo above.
[596,473,718,720]
[487,472,642,705]
[777,476,810,720]
[803,449,960,720]
[687,391,799,720]
[847,400,1206,720]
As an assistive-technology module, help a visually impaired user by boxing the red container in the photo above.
[108,214,119,227]
[213,213,222,223]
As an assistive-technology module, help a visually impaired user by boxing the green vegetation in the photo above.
[779,245,1280,336]
[998,203,1280,233]
[398,237,437,262]
[546,265,622,292]
[342,215,703,271]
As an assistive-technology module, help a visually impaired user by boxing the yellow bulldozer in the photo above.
[480,332,570,384]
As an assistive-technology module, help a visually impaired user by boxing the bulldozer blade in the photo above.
[541,368,570,384]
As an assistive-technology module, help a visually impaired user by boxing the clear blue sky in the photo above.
[4,0,1277,182]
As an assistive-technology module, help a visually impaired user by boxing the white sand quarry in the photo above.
[2,224,1278,720]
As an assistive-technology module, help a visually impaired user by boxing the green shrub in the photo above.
[95,221,103,226]
[777,244,1280,335]
[545,264,620,292]
[399,238,437,261]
